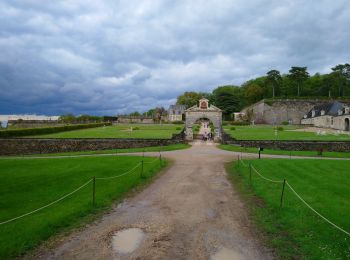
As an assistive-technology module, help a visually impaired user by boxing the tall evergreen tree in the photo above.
[288,66,310,96]
[266,70,282,98]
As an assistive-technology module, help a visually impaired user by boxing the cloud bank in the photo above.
[0,0,349,115]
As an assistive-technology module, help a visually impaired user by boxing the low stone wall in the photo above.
[0,138,185,156]
[224,139,350,152]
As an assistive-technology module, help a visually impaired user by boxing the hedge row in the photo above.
[0,123,112,138]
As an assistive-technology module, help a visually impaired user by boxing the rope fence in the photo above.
[0,152,164,226]
[236,155,350,237]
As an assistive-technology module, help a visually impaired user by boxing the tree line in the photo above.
[176,64,350,119]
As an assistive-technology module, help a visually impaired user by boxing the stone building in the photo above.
[185,98,222,141]
[301,101,350,131]
[168,105,187,122]
[240,99,339,125]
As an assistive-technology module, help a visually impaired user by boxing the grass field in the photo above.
[228,159,350,259]
[0,155,166,258]
[0,143,191,158]
[28,124,184,139]
[223,125,350,141]
[219,144,350,158]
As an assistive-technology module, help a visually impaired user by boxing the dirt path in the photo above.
[37,142,273,260]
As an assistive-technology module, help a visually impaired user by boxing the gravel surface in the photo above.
[35,141,273,260]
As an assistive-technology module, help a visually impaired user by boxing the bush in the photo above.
[281,121,289,125]
[222,122,228,126]
[277,126,284,131]
[132,127,140,130]
[172,121,184,124]
[176,127,182,130]
[0,123,112,138]
[229,121,249,126]
[230,127,236,131]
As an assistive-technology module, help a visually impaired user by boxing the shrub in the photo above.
[172,121,184,124]
[222,122,228,126]
[132,127,140,130]
[229,121,249,126]
[176,127,182,130]
[230,127,236,131]
[281,121,289,125]
[0,122,111,138]
[277,126,284,131]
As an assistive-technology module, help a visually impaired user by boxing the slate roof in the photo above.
[305,101,344,118]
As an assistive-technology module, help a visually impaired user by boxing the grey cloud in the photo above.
[0,0,349,115]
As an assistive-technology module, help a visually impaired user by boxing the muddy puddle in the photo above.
[112,228,145,254]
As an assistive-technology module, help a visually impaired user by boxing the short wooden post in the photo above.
[280,179,286,208]
[159,153,162,166]
[92,176,96,206]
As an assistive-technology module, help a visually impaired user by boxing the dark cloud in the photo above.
[0,0,349,115]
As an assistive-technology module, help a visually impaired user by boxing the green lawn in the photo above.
[28,124,184,139]
[228,159,350,259]
[219,144,350,158]
[0,143,191,158]
[0,155,166,258]
[223,125,350,141]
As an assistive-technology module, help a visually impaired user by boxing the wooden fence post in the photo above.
[92,176,96,206]
[280,179,286,207]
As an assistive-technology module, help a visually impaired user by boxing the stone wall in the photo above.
[224,139,350,152]
[0,136,185,156]
[241,99,337,125]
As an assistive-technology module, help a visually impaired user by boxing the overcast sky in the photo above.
[0,0,349,115]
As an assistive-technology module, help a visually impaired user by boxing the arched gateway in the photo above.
[185,98,223,141]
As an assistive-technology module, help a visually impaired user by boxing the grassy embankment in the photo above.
[227,159,350,259]
[0,155,167,258]
[28,124,184,139]
[223,125,350,141]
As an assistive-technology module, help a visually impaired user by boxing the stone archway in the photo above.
[185,98,222,141]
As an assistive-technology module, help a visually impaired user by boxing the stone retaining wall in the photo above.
[224,139,350,152]
[0,137,185,156]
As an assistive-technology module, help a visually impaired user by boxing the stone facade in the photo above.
[0,135,186,156]
[301,101,350,131]
[241,99,336,125]
[223,139,350,152]
[168,105,187,122]
[185,98,222,141]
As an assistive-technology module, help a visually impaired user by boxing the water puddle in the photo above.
[112,228,145,254]
[211,247,245,260]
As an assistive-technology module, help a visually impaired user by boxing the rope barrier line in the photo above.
[251,165,283,183]
[240,159,248,167]
[0,179,92,226]
[95,162,141,180]
[143,157,160,164]
[285,181,350,237]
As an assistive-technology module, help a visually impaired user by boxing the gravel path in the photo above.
[35,141,273,260]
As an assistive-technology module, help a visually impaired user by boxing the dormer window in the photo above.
[311,110,315,117]
[303,114,307,119]
[320,110,325,116]
[338,109,343,116]
[345,107,350,114]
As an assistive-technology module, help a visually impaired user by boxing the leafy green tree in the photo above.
[331,63,350,96]
[212,85,241,119]
[59,113,76,123]
[176,92,203,108]
[288,66,310,96]
[266,70,282,98]
[129,111,141,117]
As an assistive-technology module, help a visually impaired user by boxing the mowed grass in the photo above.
[0,155,166,258]
[223,125,350,141]
[28,124,184,139]
[228,159,350,259]
[219,144,350,158]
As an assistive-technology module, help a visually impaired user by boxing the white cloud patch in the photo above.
[0,0,349,115]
